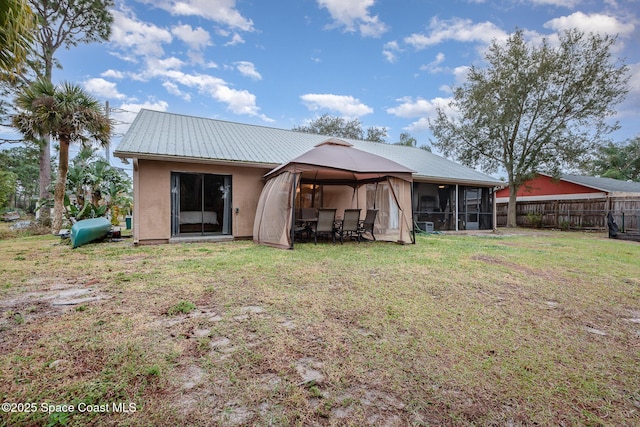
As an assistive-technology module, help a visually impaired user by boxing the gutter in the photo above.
[113,151,279,170]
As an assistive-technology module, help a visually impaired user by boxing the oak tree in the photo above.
[430,29,629,227]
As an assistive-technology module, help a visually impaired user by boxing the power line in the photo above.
[109,107,138,114]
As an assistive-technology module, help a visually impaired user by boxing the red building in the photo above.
[496,174,640,229]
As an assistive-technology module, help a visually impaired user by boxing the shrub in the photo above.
[526,212,543,228]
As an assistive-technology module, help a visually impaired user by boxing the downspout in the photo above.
[133,158,139,245]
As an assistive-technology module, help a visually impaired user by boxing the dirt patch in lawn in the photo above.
[0,278,110,333]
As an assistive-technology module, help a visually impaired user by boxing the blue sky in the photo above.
[5,0,640,174]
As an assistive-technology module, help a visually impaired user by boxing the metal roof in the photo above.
[114,109,502,186]
[562,174,640,194]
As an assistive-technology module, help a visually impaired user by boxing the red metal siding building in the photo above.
[496,174,640,230]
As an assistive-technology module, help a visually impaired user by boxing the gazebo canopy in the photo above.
[254,139,415,248]
[264,138,415,185]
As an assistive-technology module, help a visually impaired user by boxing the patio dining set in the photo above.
[294,208,378,244]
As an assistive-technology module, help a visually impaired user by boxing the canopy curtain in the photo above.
[387,176,415,244]
[366,178,414,244]
[253,171,299,249]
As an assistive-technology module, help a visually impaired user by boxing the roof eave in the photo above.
[113,151,279,169]
[413,174,502,187]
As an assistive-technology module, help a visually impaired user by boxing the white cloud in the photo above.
[300,93,373,118]
[101,69,125,79]
[109,100,170,135]
[83,78,127,100]
[150,70,270,120]
[317,0,389,37]
[155,57,185,70]
[403,117,430,133]
[453,65,470,84]
[119,100,169,114]
[616,61,640,121]
[382,40,401,63]
[109,10,172,57]
[528,0,581,7]
[235,61,262,80]
[420,52,446,73]
[163,81,191,101]
[387,96,454,132]
[142,57,185,79]
[387,96,437,118]
[224,33,245,46]
[382,50,396,63]
[404,17,508,50]
[358,15,389,38]
[140,0,254,31]
[544,12,635,37]
[171,24,212,50]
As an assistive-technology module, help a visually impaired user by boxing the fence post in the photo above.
[622,212,625,233]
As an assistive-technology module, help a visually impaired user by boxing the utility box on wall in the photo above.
[416,221,434,232]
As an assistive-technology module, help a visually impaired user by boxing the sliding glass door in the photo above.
[171,172,232,236]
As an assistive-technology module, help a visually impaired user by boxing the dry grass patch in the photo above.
[0,230,639,426]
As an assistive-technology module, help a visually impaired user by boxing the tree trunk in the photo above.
[39,43,55,225]
[38,136,52,224]
[507,185,518,227]
[51,139,69,234]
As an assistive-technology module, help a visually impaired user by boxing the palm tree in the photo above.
[12,79,112,233]
[0,0,35,74]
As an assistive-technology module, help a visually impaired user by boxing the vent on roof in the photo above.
[315,138,352,148]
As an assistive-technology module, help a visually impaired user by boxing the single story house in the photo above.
[114,109,502,245]
[495,174,640,229]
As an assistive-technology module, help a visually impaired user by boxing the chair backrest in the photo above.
[342,209,361,231]
[316,208,336,232]
[300,207,316,220]
[363,209,378,226]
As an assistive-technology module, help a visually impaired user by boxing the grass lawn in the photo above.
[0,228,639,426]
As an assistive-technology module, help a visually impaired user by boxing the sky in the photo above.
[3,0,640,175]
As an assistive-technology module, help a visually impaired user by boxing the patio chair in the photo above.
[358,209,378,241]
[339,209,362,243]
[311,208,337,244]
[294,208,317,241]
[300,207,317,220]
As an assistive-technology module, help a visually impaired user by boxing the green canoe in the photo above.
[70,217,111,248]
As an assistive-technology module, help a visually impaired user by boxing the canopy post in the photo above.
[289,173,300,249]
[351,186,357,209]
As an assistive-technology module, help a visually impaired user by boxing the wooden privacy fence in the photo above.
[496,197,640,231]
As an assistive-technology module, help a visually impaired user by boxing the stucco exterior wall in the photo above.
[133,159,270,244]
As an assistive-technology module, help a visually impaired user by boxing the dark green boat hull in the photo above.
[70,218,111,248]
